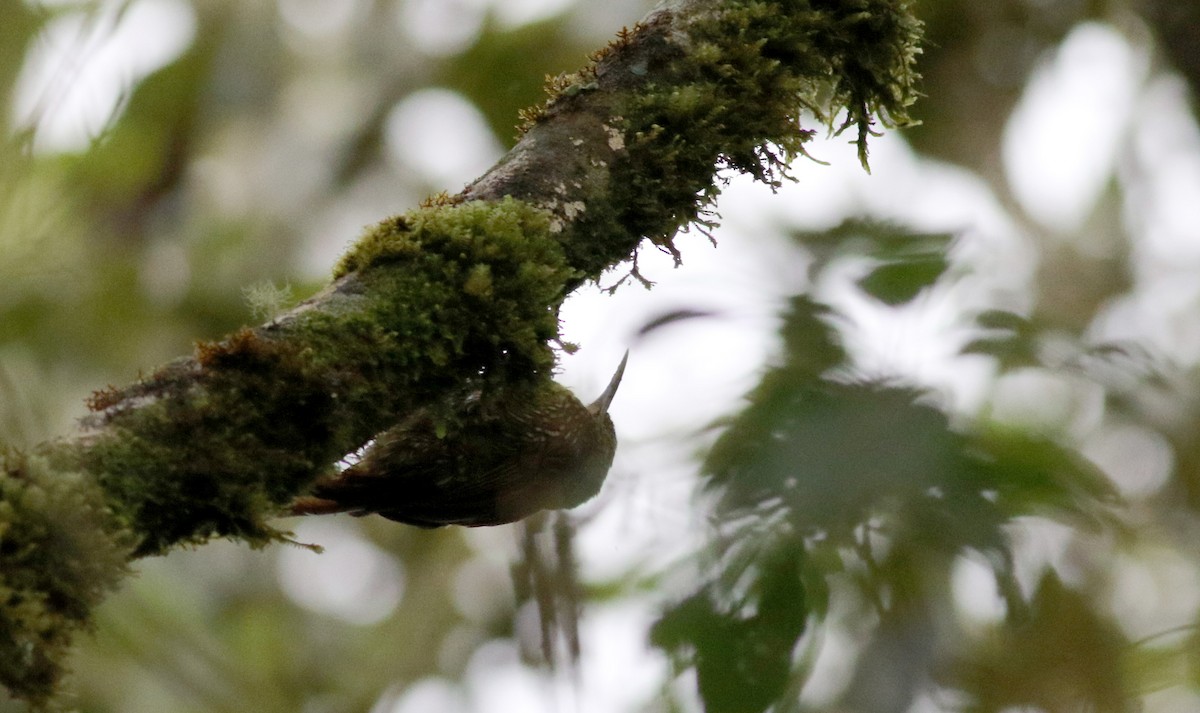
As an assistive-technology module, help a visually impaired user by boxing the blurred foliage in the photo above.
[791,220,954,306]
[3,0,1200,712]
[653,293,1121,712]
[444,16,587,145]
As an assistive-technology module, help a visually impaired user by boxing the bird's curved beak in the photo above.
[589,351,629,415]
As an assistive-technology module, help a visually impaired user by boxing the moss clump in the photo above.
[613,0,920,249]
[84,328,341,557]
[333,196,574,382]
[527,0,922,276]
[78,198,572,558]
[0,450,132,707]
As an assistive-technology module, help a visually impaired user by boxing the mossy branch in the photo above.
[0,0,922,705]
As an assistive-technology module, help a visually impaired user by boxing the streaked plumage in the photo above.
[290,354,626,527]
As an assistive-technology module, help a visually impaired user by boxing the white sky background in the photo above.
[13,1,1200,711]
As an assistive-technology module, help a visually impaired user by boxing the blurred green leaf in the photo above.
[652,539,817,713]
[443,15,585,145]
[955,572,1131,713]
[965,426,1118,525]
[790,219,955,305]
[974,310,1032,332]
[962,310,1042,369]
[70,36,214,222]
[857,254,949,305]
[667,292,1127,711]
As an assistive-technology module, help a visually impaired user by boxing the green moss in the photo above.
[332,196,573,380]
[0,6,923,703]
[0,450,132,707]
[619,0,919,246]
[463,264,494,298]
[38,0,921,574]
[80,198,573,558]
[85,329,342,556]
[529,0,922,278]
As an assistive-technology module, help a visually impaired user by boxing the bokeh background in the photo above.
[2,0,1200,711]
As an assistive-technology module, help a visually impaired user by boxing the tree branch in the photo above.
[0,0,922,704]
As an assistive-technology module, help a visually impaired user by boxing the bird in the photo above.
[289,353,628,527]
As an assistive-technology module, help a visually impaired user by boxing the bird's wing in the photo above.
[308,415,535,526]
